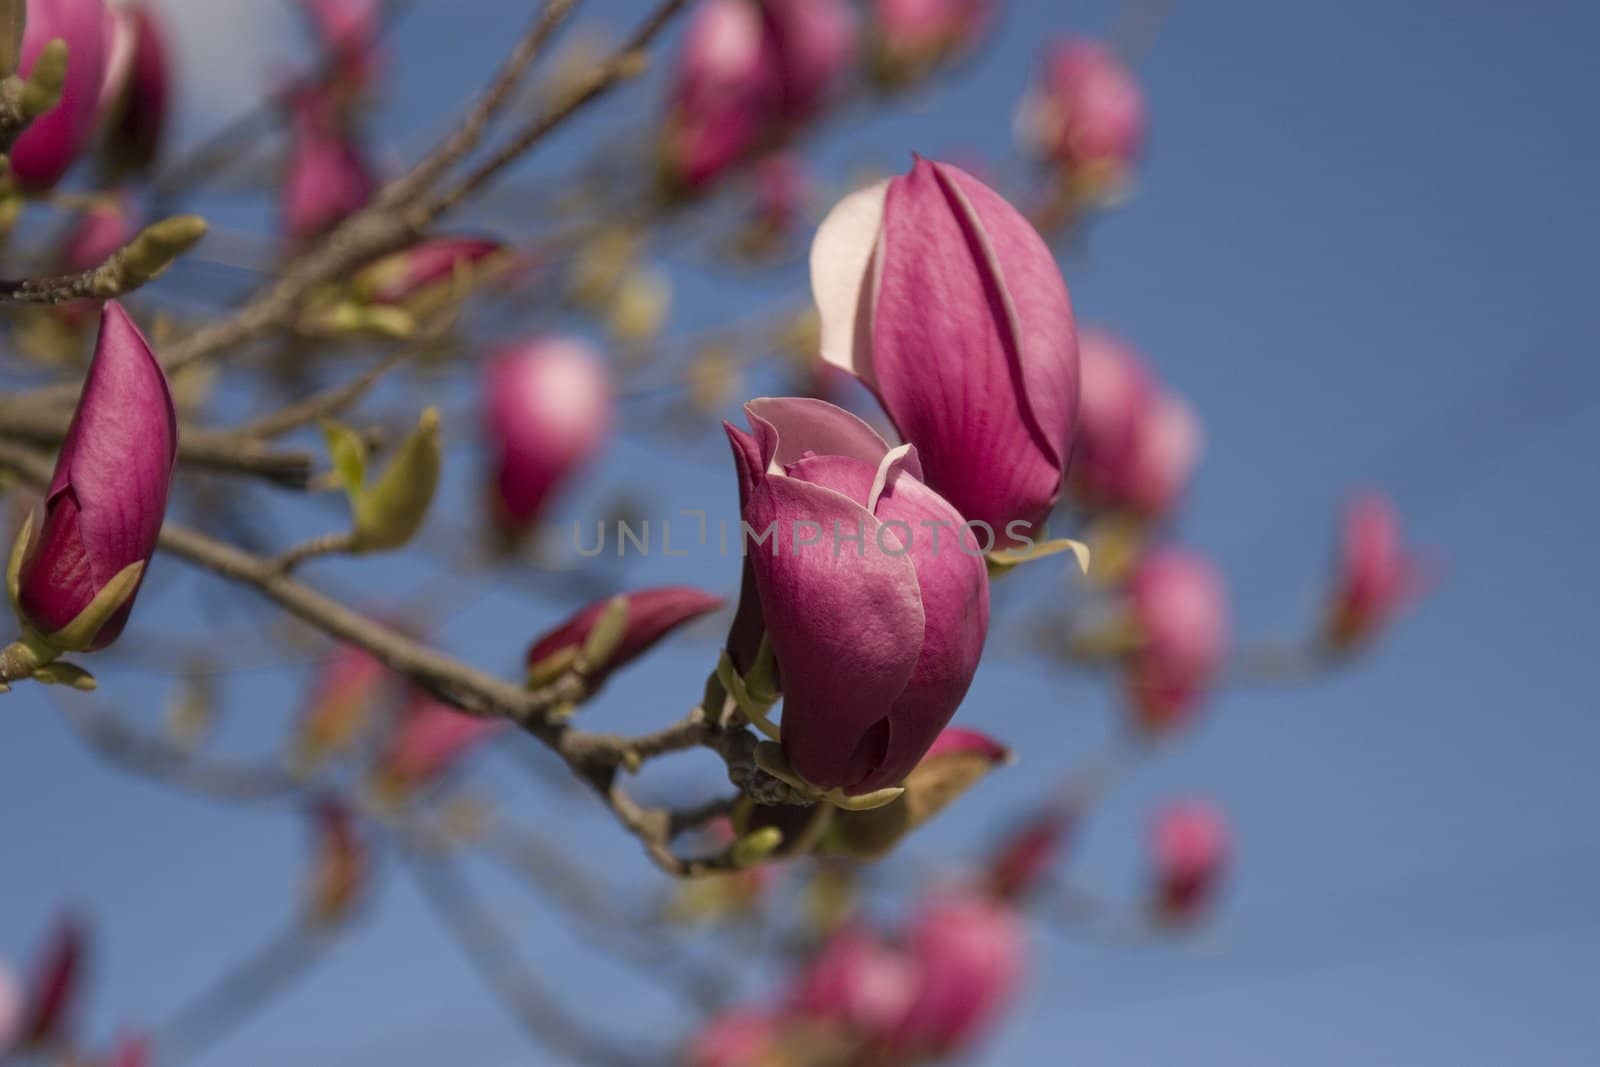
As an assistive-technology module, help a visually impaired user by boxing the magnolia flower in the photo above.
[293,643,390,770]
[525,586,723,692]
[13,303,176,652]
[12,0,111,188]
[684,1009,779,1067]
[892,891,1025,1056]
[18,916,85,1050]
[785,925,918,1039]
[374,694,502,792]
[1150,799,1230,922]
[870,0,991,82]
[281,87,376,241]
[662,0,855,189]
[1018,37,1145,202]
[482,338,613,537]
[1123,548,1229,735]
[811,156,1078,545]
[987,802,1075,902]
[1326,490,1427,650]
[299,0,383,89]
[726,397,989,797]
[98,3,170,174]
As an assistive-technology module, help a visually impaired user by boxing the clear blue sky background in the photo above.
[4,0,1598,1064]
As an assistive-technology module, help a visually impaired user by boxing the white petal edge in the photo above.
[809,179,889,385]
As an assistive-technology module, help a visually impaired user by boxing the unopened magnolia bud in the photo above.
[101,214,207,294]
[14,0,112,189]
[350,408,441,552]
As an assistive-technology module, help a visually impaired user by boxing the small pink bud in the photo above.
[764,0,857,121]
[351,236,510,307]
[104,1032,150,1067]
[98,4,171,174]
[1326,490,1428,650]
[299,0,383,90]
[15,302,176,650]
[785,925,918,1039]
[280,87,376,242]
[0,959,21,1052]
[19,915,86,1049]
[12,0,112,188]
[1123,547,1229,735]
[306,800,368,925]
[726,397,990,796]
[811,156,1078,545]
[870,0,991,80]
[684,1009,779,1067]
[1020,38,1145,202]
[294,644,390,768]
[525,586,723,691]
[892,891,1025,1056]
[987,804,1075,903]
[1150,799,1229,923]
[376,695,502,791]
[482,338,613,536]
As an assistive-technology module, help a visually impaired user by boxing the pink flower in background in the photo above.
[1327,490,1429,650]
[12,0,111,188]
[1150,799,1230,922]
[14,303,176,650]
[1123,547,1229,735]
[784,925,918,1039]
[0,959,21,1051]
[892,891,1026,1056]
[19,915,86,1049]
[351,236,509,306]
[684,1008,779,1067]
[281,87,376,241]
[299,0,383,90]
[481,338,613,537]
[987,802,1075,902]
[871,0,991,77]
[59,195,138,274]
[294,644,391,769]
[726,397,989,796]
[376,695,503,791]
[1019,37,1145,202]
[763,0,857,121]
[525,586,723,690]
[98,3,171,173]
[812,157,1079,544]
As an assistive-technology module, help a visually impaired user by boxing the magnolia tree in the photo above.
[0,1,1430,1065]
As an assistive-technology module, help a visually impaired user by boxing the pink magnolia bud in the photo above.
[1121,391,1202,518]
[751,152,812,237]
[1020,38,1145,201]
[764,0,857,121]
[12,0,112,188]
[297,0,383,96]
[351,236,509,307]
[892,891,1025,1056]
[15,302,176,650]
[871,0,990,78]
[482,338,613,535]
[20,915,85,1049]
[376,695,502,791]
[306,800,368,925]
[684,1009,778,1067]
[1326,490,1427,650]
[1124,547,1229,735]
[58,195,138,274]
[812,156,1078,545]
[1150,799,1229,922]
[785,925,918,1040]
[525,586,723,689]
[726,397,989,796]
[987,804,1075,903]
[280,87,376,242]
[0,960,21,1052]
[294,643,390,768]
[98,4,170,174]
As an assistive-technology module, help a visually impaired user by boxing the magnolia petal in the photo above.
[809,179,888,383]
[745,395,909,475]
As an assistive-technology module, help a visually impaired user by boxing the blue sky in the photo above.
[3,0,1598,1064]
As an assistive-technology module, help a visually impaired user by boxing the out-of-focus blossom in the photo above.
[726,397,989,797]
[13,0,111,188]
[750,153,812,239]
[374,694,502,795]
[524,586,723,691]
[103,1032,149,1067]
[293,644,390,770]
[869,0,991,84]
[482,338,613,537]
[1017,37,1145,205]
[987,802,1075,902]
[662,0,855,190]
[58,195,137,274]
[306,801,368,925]
[1326,490,1428,650]
[0,959,21,1051]
[891,891,1025,1057]
[785,925,918,1041]
[1123,548,1229,735]
[350,236,511,308]
[1072,330,1201,521]
[19,915,85,1049]
[98,3,171,174]
[684,1008,780,1067]
[13,302,175,652]
[1150,799,1229,923]
[811,157,1078,545]
[299,0,383,90]
[280,87,376,242]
